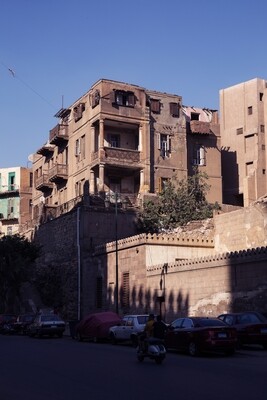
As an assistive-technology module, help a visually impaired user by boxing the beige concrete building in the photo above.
[0,167,32,236]
[31,79,222,224]
[220,78,267,207]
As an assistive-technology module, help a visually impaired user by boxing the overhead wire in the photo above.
[1,61,58,110]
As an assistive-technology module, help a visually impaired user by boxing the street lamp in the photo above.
[105,191,119,314]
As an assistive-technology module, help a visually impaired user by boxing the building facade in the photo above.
[0,167,32,236]
[31,79,222,225]
[220,78,267,207]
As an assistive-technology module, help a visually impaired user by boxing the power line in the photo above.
[1,61,58,110]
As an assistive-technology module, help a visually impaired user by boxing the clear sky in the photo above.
[1,0,267,168]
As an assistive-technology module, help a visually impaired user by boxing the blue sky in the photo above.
[1,0,267,168]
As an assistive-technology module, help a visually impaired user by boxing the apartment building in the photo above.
[0,167,32,236]
[32,79,222,222]
[220,78,267,207]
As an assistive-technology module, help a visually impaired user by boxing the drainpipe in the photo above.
[77,207,81,320]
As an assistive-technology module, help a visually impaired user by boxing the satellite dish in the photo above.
[28,154,34,162]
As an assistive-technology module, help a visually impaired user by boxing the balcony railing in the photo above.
[49,124,69,144]
[48,164,68,183]
[92,147,140,167]
[35,174,53,191]
[0,184,19,193]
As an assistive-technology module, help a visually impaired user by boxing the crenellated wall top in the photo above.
[147,246,267,275]
[93,231,214,255]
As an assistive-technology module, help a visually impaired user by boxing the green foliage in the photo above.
[0,234,40,312]
[138,171,219,233]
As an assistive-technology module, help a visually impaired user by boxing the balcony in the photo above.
[190,120,211,135]
[92,147,141,169]
[36,143,55,157]
[0,212,18,221]
[49,124,69,145]
[35,174,53,191]
[0,184,19,197]
[48,164,68,183]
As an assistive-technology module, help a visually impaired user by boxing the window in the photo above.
[193,145,205,166]
[260,125,265,133]
[158,134,170,158]
[191,112,200,121]
[122,272,130,310]
[150,99,161,113]
[112,90,135,107]
[74,103,85,122]
[260,92,264,101]
[8,172,15,191]
[248,106,253,115]
[110,134,120,148]
[158,177,170,193]
[169,102,180,117]
[92,90,100,108]
[7,226,12,236]
[75,139,80,156]
[236,128,243,135]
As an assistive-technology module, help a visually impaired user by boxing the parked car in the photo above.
[13,313,36,335]
[218,311,267,349]
[0,314,17,334]
[109,314,149,346]
[27,313,66,338]
[75,311,121,342]
[165,317,237,356]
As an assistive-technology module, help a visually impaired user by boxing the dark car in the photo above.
[75,311,121,342]
[0,314,17,334]
[28,313,66,338]
[218,311,267,349]
[13,313,36,335]
[165,317,237,356]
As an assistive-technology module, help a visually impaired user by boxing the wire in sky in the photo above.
[1,61,58,110]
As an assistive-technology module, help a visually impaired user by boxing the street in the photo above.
[0,334,266,400]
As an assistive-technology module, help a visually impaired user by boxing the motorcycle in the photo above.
[137,335,166,364]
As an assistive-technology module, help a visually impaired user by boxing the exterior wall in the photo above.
[30,78,223,234]
[184,106,222,204]
[214,197,267,252]
[220,78,267,206]
[0,167,32,236]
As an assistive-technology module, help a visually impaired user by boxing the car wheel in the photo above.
[188,341,199,357]
[110,333,117,345]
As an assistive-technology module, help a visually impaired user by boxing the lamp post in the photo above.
[105,191,119,314]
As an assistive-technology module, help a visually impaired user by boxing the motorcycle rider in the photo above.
[153,315,167,340]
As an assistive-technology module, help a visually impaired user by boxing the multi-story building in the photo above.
[0,167,32,236]
[220,78,267,207]
[31,79,222,222]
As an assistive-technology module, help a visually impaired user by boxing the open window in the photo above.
[158,134,171,158]
[193,144,205,166]
[112,90,135,107]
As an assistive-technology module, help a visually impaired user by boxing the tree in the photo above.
[0,235,40,312]
[137,171,219,233]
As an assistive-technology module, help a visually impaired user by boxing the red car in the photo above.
[218,311,267,349]
[165,317,237,356]
[0,314,17,334]
[75,311,121,342]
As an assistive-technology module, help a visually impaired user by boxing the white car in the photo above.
[109,314,149,346]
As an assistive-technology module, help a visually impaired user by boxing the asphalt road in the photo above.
[0,334,266,400]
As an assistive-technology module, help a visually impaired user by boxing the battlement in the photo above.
[147,246,267,275]
[93,231,214,255]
